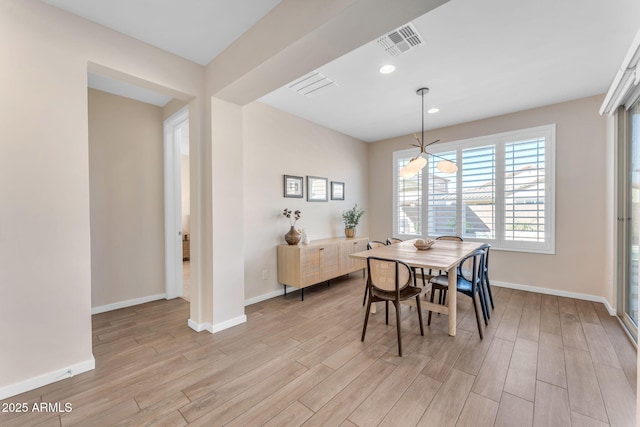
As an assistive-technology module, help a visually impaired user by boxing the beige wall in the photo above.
[88,89,165,308]
[243,102,369,301]
[0,0,202,396]
[369,95,611,303]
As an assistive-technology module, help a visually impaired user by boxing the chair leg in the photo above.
[362,281,368,306]
[416,295,424,336]
[471,293,484,339]
[361,296,373,342]
[477,285,489,325]
[385,301,389,325]
[428,286,436,325]
[486,277,495,309]
[394,301,402,357]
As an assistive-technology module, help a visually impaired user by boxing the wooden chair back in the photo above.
[367,257,411,293]
[367,240,387,250]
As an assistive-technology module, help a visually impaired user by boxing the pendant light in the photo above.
[399,88,457,179]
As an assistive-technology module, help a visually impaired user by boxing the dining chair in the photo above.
[368,240,387,250]
[478,243,494,310]
[429,235,464,299]
[386,237,431,288]
[361,256,424,356]
[363,241,388,305]
[427,249,486,339]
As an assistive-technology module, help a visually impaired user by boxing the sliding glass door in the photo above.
[620,99,640,339]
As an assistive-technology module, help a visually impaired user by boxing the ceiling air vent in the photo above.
[377,23,424,57]
[289,71,338,98]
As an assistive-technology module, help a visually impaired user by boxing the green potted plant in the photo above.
[342,203,364,238]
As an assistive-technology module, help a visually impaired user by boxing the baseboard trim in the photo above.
[187,318,211,332]
[492,281,616,315]
[0,358,95,400]
[187,315,247,334]
[91,293,167,315]
[245,289,285,306]
[210,315,247,333]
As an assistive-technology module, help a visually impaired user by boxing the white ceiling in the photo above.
[41,0,281,65]
[42,0,640,142]
[260,0,640,141]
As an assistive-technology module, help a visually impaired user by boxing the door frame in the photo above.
[164,106,189,299]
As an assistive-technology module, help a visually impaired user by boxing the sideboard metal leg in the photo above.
[284,285,287,296]
[301,288,304,301]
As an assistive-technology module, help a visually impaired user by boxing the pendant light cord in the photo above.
[421,89,425,153]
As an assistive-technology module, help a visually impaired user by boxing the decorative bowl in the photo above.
[414,239,435,250]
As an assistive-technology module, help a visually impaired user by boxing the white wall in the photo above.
[0,0,203,398]
[88,89,165,308]
[369,95,611,304]
[210,97,245,327]
[242,101,369,302]
[182,154,191,235]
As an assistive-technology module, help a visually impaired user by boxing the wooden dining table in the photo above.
[350,238,483,336]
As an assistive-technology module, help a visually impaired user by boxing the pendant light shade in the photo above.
[399,87,457,178]
[399,156,427,179]
[437,159,457,174]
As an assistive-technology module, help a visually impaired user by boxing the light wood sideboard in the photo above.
[277,237,368,300]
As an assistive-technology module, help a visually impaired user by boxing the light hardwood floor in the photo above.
[183,260,190,302]
[1,274,636,426]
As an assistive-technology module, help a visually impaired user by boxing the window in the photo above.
[393,125,555,253]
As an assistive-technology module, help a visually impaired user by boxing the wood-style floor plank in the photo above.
[495,392,534,427]
[504,337,538,402]
[417,369,475,427]
[594,363,636,427]
[582,322,622,369]
[0,276,635,427]
[571,411,611,427]
[455,392,498,427]
[262,401,313,427]
[537,332,567,388]
[494,307,522,342]
[421,330,472,382]
[472,337,514,402]
[517,307,541,342]
[302,359,396,427]
[348,353,431,426]
[564,346,608,423]
[378,374,442,427]
[533,380,571,427]
[560,312,589,350]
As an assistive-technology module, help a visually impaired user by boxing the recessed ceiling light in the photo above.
[378,64,396,74]
[427,107,440,114]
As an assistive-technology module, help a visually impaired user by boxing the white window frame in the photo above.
[393,148,425,238]
[393,124,556,254]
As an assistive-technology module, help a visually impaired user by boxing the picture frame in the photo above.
[307,176,328,202]
[331,181,345,200]
[283,175,303,198]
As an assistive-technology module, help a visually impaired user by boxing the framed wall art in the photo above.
[307,176,328,202]
[283,175,303,198]
[331,181,344,200]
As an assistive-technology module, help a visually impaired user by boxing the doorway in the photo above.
[164,106,190,300]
